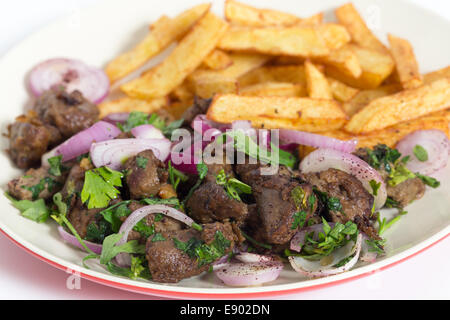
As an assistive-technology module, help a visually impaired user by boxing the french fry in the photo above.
[315,45,362,78]
[326,44,395,89]
[169,80,195,103]
[189,53,270,98]
[327,77,359,102]
[105,4,210,83]
[238,65,307,87]
[296,13,324,27]
[388,34,422,90]
[121,13,229,99]
[345,78,450,134]
[335,3,390,54]
[423,66,450,84]
[202,49,233,70]
[305,61,333,99]
[164,100,194,120]
[207,94,347,132]
[218,24,350,58]
[240,82,306,97]
[224,0,302,27]
[98,96,168,118]
[341,84,401,116]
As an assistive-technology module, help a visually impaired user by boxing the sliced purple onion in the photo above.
[90,138,171,170]
[279,129,358,153]
[28,58,110,103]
[288,233,362,278]
[300,148,387,209]
[42,121,121,164]
[131,124,165,140]
[214,261,283,287]
[396,129,449,176]
[57,226,102,254]
[234,252,277,264]
[102,112,130,125]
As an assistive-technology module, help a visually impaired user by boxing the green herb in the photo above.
[215,169,252,202]
[22,177,60,200]
[413,145,428,162]
[308,195,316,210]
[183,163,208,206]
[333,254,355,268]
[369,179,381,196]
[388,163,416,187]
[161,119,184,139]
[377,211,407,236]
[81,167,123,209]
[47,155,63,176]
[5,192,49,223]
[86,220,111,243]
[365,238,386,255]
[314,189,345,214]
[154,213,164,222]
[240,230,272,250]
[291,211,307,230]
[168,160,188,191]
[385,197,401,208]
[365,144,401,173]
[416,173,440,188]
[291,186,306,209]
[118,111,183,139]
[151,233,166,242]
[99,233,146,265]
[136,156,148,169]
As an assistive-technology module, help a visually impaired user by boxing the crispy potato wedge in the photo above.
[423,66,450,84]
[105,4,210,83]
[326,44,395,89]
[342,84,401,116]
[240,82,306,97]
[98,96,168,118]
[324,115,449,149]
[121,13,228,99]
[202,49,234,70]
[217,25,351,57]
[315,45,362,78]
[345,78,450,134]
[207,94,347,132]
[169,80,195,103]
[335,3,389,54]
[388,34,422,90]
[327,77,359,102]
[224,0,302,27]
[305,61,333,99]
[189,53,270,98]
[238,65,307,87]
[296,13,324,27]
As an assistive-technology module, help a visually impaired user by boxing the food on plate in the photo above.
[4,1,450,287]
[207,94,347,132]
[388,34,423,90]
[121,12,229,99]
[345,78,450,134]
[105,3,210,83]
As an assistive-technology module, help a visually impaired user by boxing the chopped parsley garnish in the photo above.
[365,238,386,255]
[22,177,60,200]
[151,233,166,242]
[377,211,407,236]
[291,186,307,209]
[387,162,416,187]
[315,189,344,214]
[365,144,401,173]
[47,155,64,176]
[86,220,112,243]
[413,145,428,162]
[183,163,208,206]
[173,231,231,267]
[81,167,124,209]
[416,173,440,188]
[5,192,49,223]
[369,179,381,196]
[136,156,148,169]
[168,160,188,191]
[215,169,252,202]
[308,194,316,210]
[291,211,307,230]
[117,111,183,139]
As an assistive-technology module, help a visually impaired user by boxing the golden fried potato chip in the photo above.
[98,96,168,118]
[342,84,401,116]
[121,13,228,99]
[345,78,450,134]
[238,65,307,87]
[240,82,306,97]
[202,49,234,70]
[315,45,362,78]
[326,44,395,89]
[105,4,210,83]
[335,3,389,54]
[305,61,333,99]
[327,77,359,102]
[388,34,422,90]
[207,94,347,132]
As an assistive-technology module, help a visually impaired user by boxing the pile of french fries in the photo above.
[100,0,450,153]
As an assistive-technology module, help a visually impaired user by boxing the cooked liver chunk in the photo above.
[386,177,426,207]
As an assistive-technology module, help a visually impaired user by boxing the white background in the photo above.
[0,0,449,300]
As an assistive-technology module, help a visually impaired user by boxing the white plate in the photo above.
[0,0,449,299]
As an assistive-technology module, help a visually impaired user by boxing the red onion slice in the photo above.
[131,124,165,140]
[28,58,109,103]
[42,121,121,164]
[279,129,358,153]
[234,252,277,263]
[300,148,387,209]
[90,138,171,170]
[396,129,449,176]
[288,233,362,278]
[57,226,102,254]
[102,112,130,125]
[214,261,284,287]
[115,204,198,267]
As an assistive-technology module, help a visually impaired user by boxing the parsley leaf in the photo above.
[168,160,188,191]
[413,145,428,162]
[151,233,166,242]
[416,173,440,188]
[99,233,146,265]
[291,211,307,230]
[183,163,208,206]
[48,155,63,176]
[388,163,416,187]
[369,179,381,196]
[136,156,148,169]
[81,167,123,209]
[215,169,251,202]
[5,192,49,223]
